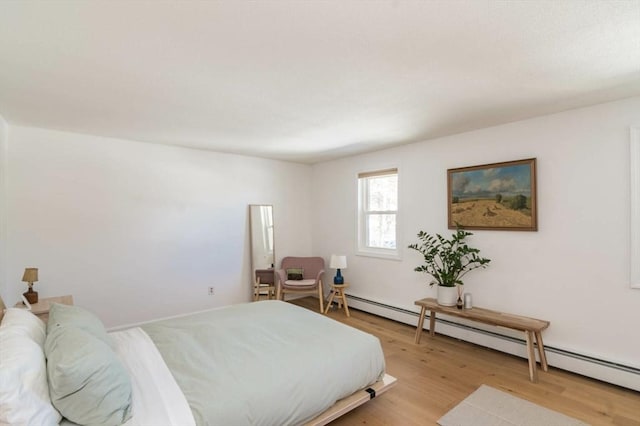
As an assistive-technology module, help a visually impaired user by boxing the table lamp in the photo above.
[22,267,39,304]
[329,255,347,284]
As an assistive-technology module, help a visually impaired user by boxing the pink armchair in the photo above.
[276,257,325,313]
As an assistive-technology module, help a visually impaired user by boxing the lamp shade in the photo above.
[22,268,39,283]
[329,255,347,270]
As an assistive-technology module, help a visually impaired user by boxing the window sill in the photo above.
[356,249,402,261]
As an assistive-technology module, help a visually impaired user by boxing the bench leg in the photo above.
[535,331,549,372]
[429,311,436,336]
[415,306,427,344]
[525,331,538,382]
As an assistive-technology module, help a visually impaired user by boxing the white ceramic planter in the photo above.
[437,285,458,306]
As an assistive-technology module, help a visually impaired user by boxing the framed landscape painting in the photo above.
[447,158,537,231]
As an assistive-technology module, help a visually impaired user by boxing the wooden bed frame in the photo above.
[305,373,397,425]
[0,295,397,424]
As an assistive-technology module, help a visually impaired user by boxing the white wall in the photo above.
[0,114,7,300]
[312,97,640,375]
[4,126,312,327]
[3,98,639,387]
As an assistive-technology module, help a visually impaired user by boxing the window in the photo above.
[358,168,399,258]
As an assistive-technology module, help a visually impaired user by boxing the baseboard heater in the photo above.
[346,294,640,385]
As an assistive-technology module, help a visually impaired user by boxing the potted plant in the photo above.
[408,228,491,306]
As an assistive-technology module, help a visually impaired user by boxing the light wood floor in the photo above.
[291,297,640,426]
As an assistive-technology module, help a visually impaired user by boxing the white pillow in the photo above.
[0,329,62,426]
[0,307,46,348]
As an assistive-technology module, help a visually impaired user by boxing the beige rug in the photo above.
[438,385,589,426]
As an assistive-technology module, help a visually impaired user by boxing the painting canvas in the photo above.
[448,158,537,231]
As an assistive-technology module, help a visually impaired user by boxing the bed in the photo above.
[0,296,396,425]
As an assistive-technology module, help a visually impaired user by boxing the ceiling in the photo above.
[1,1,639,164]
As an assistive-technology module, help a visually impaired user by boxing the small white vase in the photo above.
[437,285,458,306]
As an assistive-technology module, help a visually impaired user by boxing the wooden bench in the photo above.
[414,297,550,382]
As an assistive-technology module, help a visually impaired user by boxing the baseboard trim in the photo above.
[346,294,640,391]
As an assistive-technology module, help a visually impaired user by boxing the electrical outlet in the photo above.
[208,286,215,296]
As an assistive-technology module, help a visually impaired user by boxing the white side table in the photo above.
[15,294,74,322]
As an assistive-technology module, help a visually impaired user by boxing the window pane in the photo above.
[367,214,397,249]
[367,175,397,211]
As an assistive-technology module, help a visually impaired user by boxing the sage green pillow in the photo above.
[45,325,132,426]
[47,303,112,347]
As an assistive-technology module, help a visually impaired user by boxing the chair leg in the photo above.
[253,278,258,301]
[318,285,324,313]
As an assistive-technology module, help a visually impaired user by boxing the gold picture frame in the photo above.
[447,158,537,231]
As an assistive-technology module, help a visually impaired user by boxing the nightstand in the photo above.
[15,295,74,322]
[324,283,350,317]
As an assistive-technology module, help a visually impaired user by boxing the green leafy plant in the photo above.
[408,228,491,287]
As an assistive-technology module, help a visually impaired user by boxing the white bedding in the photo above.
[61,301,386,426]
[111,328,196,426]
[140,301,386,425]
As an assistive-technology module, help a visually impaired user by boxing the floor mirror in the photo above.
[249,204,275,300]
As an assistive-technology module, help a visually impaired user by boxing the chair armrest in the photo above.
[275,269,287,284]
[315,269,325,282]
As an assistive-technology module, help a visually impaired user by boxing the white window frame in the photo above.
[357,168,401,260]
[631,126,640,289]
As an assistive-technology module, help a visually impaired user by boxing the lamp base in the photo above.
[333,269,344,285]
[23,291,38,304]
